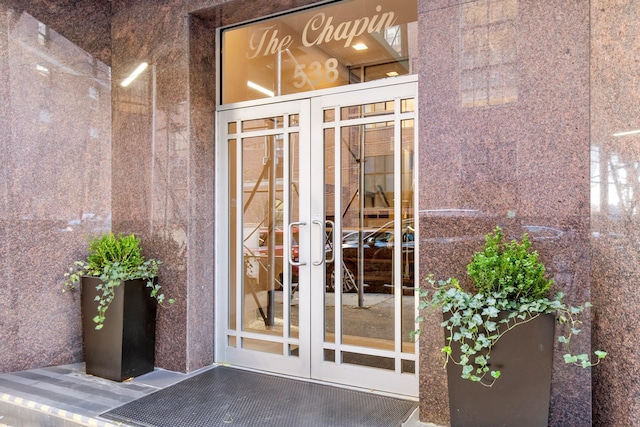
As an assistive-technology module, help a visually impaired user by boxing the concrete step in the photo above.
[0,395,117,426]
[0,364,191,427]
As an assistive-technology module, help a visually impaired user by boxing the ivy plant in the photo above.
[413,226,606,387]
[64,232,174,330]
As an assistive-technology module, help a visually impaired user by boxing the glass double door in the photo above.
[216,79,418,397]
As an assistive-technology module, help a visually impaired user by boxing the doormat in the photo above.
[101,366,417,427]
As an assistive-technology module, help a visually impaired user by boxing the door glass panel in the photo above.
[242,116,283,131]
[339,119,396,352]
[341,101,394,120]
[340,123,364,300]
[324,109,335,123]
[229,138,238,330]
[242,338,284,355]
[401,98,414,113]
[342,352,394,371]
[242,134,274,338]
[324,127,336,344]
[402,360,415,374]
[323,350,394,371]
[401,118,415,354]
[241,133,285,340]
[289,131,300,340]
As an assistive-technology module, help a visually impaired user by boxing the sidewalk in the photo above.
[0,364,437,427]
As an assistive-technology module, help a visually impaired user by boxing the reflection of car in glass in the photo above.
[327,220,415,294]
[245,228,299,290]
[341,229,375,246]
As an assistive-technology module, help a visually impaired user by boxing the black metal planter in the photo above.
[81,277,157,382]
[446,313,555,427]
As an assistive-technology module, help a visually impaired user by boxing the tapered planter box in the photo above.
[446,313,555,427]
[81,277,157,382]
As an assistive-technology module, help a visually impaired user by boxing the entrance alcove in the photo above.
[189,0,420,397]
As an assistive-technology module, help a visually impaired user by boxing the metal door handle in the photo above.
[312,220,335,265]
[289,221,306,266]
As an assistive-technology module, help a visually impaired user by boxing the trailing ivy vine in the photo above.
[64,233,174,330]
[413,227,606,387]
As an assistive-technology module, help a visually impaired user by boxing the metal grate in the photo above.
[101,366,417,427]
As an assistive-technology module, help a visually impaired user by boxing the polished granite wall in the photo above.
[1,0,639,425]
[417,0,592,425]
[0,1,111,372]
[109,0,321,373]
[590,2,640,426]
[112,0,189,373]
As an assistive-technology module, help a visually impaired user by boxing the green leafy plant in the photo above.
[413,226,606,387]
[63,232,175,330]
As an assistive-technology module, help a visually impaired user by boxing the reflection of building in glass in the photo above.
[236,117,297,229]
[328,100,414,230]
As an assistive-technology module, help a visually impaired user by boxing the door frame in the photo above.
[215,98,312,379]
[309,81,419,397]
[214,75,419,397]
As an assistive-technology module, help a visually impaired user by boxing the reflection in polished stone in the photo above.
[460,0,518,108]
[0,4,111,374]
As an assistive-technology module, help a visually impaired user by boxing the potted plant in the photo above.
[63,232,174,382]
[414,226,605,427]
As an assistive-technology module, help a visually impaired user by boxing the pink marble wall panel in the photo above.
[111,0,195,372]
[185,15,217,371]
[591,2,640,425]
[0,2,111,373]
[417,0,592,425]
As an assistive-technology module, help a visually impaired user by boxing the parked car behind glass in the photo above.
[327,219,415,293]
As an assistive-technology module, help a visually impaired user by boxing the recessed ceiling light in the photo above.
[352,43,368,51]
[386,71,399,77]
[247,81,275,97]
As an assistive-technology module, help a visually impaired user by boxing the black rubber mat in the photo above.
[101,366,417,427]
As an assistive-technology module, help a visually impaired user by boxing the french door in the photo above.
[216,78,418,397]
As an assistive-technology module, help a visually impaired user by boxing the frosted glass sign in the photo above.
[221,0,417,104]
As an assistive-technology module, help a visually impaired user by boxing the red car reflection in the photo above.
[245,228,299,290]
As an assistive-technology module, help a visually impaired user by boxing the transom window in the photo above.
[220,0,418,104]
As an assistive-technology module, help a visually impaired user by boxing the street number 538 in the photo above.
[293,58,339,89]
